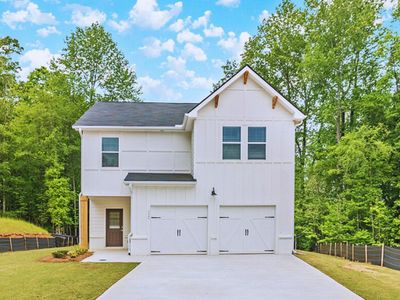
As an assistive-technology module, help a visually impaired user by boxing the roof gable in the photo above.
[186,65,306,122]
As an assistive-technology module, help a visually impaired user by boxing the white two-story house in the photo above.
[73,65,305,255]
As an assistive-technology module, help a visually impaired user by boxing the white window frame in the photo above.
[222,126,241,160]
[247,127,266,160]
[101,137,119,168]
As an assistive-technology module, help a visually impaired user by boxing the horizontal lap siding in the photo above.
[89,196,130,249]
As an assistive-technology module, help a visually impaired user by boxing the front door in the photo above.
[106,209,123,247]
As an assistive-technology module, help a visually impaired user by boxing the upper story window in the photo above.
[248,127,266,160]
[102,137,119,167]
[222,126,241,160]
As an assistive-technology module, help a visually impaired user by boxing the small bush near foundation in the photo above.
[52,250,69,258]
[68,247,88,258]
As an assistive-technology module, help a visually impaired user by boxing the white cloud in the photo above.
[162,55,213,91]
[163,55,194,78]
[182,43,207,61]
[177,29,203,43]
[19,48,59,80]
[67,4,106,27]
[190,76,213,89]
[192,10,211,29]
[169,16,191,32]
[383,0,397,9]
[211,58,224,68]
[138,75,182,101]
[218,31,250,58]
[216,0,240,7]
[36,26,60,37]
[259,10,270,23]
[2,1,56,29]
[129,0,182,30]
[140,38,175,57]
[204,24,224,37]
[108,19,130,33]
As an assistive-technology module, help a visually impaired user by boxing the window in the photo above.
[102,137,119,167]
[223,127,241,159]
[248,127,266,160]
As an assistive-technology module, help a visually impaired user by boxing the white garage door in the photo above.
[219,206,275,254]
[150,206,208,254]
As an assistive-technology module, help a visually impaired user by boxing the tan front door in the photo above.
[106,209,123,247]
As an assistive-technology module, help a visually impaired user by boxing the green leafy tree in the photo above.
[57,23,141,103]
[0,36,22,214]
[45,162,75,233]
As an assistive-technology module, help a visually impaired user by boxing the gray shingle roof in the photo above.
[124,173,196,182]
[73,102,198,127]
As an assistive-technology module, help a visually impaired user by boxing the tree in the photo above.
[7,67,84,230]
[0,36,22,214]
[57,23,141,104]
[212,59,240,91]
[45,162,75,233]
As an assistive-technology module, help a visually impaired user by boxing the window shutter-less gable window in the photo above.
[223,127,241,159]
[102,137,119,167]
[248,127,266,160]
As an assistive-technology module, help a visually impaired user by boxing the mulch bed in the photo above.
[0,233,50,238]
[40,252,93,263]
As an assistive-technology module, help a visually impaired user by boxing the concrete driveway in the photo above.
[85,252,361,300]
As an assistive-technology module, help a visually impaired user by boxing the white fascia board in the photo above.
[124,181,196,187]
[72,125,187,132]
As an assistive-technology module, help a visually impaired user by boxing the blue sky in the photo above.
[0,0,397,102]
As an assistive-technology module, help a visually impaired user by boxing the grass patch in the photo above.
[0,247,138,299]
[0,217,49,235]
[296,250,400,300]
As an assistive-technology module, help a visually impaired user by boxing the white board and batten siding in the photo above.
[81,131,192,196]
[190,76,296,254]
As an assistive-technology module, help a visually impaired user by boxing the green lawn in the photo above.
[296,250,400,300]
[0,247,138,299]
[0,217,49,235]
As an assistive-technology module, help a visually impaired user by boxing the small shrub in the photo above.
[67,247,88,258]
[52,250,68,258]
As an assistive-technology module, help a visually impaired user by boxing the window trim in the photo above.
[101,137,120,168]
[222,126,241,160]
[247,127,266,160]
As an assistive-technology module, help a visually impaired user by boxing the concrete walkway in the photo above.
[84,251,361,300]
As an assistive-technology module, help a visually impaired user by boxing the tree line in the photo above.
[216,0,400,249]
[0,24,141,234]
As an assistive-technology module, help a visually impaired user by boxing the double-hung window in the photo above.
[248,127,266,160]
[222,126,241,160]
[102,137,119,167]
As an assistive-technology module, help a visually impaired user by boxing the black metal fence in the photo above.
[316,243,400,271]
[0,235,78,253]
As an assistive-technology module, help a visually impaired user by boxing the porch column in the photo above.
[79,195,89,249]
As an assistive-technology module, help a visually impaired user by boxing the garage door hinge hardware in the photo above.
[151,216,161,219]
[197,216,207,219]
[219,216,229,219]
[151,251,161,253]
[264,216,275,218]
[219,250,229,252]
[197,250,207,253]
[177,229,182,236]
[264,250,274,252]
